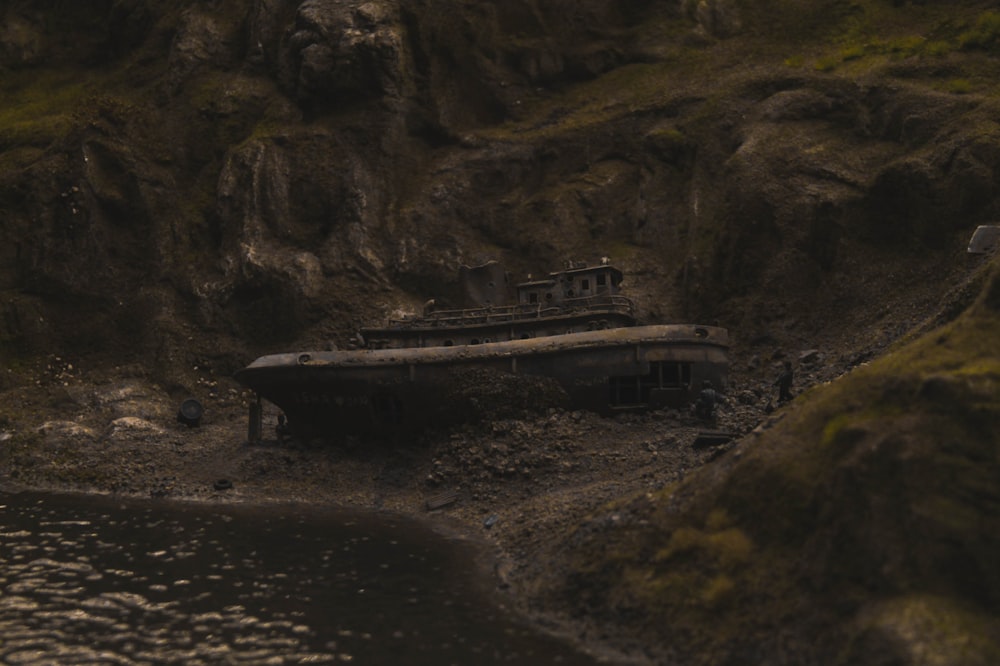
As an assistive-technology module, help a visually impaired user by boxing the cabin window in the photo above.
[597,274,607,286]
[609,362,692,406]
[529,292,538,303]
[565,289,574,298]
[657,362,692,388]
[545,293,553,301]
[581,279,590,291]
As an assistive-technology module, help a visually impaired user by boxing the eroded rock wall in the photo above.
[1,0,998,380]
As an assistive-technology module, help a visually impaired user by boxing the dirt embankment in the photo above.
[0,358,761,523]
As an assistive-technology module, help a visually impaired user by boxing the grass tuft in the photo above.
[959,11,1000,51]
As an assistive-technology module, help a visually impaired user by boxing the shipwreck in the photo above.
[235,260,729,439]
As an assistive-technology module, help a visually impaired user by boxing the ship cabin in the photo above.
[515,263,624,307]
[360,262,636,350]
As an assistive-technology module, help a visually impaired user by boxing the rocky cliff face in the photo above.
[0,0,1000,378]
[0,1,666,362]
[3,0,996,383]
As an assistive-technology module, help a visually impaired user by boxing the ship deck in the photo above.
[239,324,728,372]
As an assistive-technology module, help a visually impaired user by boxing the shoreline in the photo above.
[0,369,764,664]
[0,480,648,665]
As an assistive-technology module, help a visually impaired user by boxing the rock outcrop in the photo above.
[3,1,996,376]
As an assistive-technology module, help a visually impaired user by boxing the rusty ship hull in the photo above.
[235,324,729,438]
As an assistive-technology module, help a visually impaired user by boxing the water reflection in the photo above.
[0,492,599,664]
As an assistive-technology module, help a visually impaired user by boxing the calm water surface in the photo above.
[0,491,601,664]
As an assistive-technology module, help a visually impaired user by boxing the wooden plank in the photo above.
[425,490,459,511]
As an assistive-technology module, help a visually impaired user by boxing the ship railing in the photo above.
[385,295,635,328]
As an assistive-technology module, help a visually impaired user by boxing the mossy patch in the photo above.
[849,595,1000,665]
[958,10,1000,51]
[0,68,97,148]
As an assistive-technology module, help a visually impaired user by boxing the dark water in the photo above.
[0,492,601,665]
